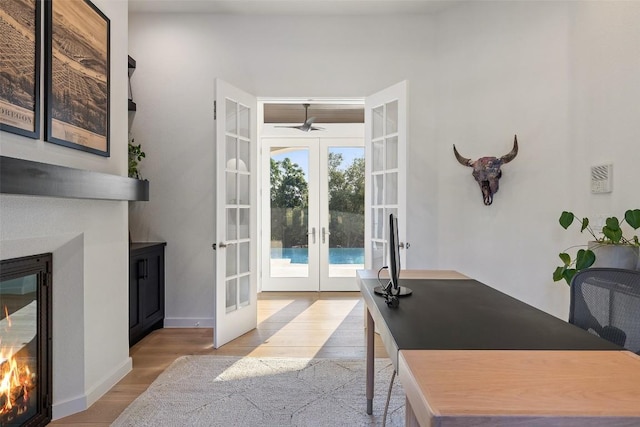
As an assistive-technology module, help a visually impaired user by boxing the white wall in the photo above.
[0,0,131,418]
[569,2,640,216]
[435,1,640,318]
[129,1,640,327]
[128,14,438,326]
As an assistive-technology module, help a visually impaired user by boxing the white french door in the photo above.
[213,79,258,348]
[364,81,408,272]
[320,140,366,291]
[261,136,365,291]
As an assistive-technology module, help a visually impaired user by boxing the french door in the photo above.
[261,137,365,291]
[365,81,408,273]
[213,79,258,348]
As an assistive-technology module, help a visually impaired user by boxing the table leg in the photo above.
[405,397,420,427]
[366,307,374,415]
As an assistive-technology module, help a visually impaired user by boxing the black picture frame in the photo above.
[45,0,110,157]
[0,0,41,139]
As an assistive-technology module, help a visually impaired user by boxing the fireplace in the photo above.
[0,254,52,427]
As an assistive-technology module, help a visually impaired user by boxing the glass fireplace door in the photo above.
[0,254,52,426]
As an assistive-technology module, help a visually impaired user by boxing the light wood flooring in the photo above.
[49,292,388,426]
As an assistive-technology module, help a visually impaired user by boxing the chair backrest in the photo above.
[569,268,640,353]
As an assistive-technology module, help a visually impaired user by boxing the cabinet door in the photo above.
[141,248,164,329]
[129,254,145,343]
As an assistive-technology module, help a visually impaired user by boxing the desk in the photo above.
[357,270,631,424]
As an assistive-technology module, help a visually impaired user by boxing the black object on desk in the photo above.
[373,213,413,308]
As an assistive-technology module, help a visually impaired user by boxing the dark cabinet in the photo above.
[129,242,166,346]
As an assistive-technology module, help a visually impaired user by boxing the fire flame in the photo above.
[0,306,35,418]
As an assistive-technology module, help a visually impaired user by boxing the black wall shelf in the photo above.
[128,55,136,111]
[0,156,149,201]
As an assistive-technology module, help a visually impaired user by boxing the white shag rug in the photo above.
[112,356,405,427]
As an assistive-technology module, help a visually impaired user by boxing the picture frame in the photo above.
[45,0,110,157]
[0,0,41,139]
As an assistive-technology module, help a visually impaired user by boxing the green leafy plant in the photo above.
[553,209,640,285]
[128,140,146,179]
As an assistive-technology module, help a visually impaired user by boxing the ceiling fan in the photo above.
[276,103,324,132]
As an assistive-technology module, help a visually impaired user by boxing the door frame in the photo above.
[259,131,365,292]
[257,90,407,291]
[258,99,365,293]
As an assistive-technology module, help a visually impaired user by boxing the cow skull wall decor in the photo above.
[453,135,519,206]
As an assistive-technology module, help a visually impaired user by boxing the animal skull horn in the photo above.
[453,135,519,206]
[499,135,518,163]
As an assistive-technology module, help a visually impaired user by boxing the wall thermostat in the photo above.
[591,164,613,194]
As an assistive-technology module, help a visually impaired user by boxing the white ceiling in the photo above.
[128,0,463,15]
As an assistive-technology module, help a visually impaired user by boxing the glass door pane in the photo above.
[269,147,310,279]
[369,102,400,271]
[224,100,252,313]
[365,82,407,274]
[326,146,365,279]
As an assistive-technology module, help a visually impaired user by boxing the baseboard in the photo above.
[85,357,133,406]
[163,317,214,328]
[52,356,133,420]
[52,393,87,421]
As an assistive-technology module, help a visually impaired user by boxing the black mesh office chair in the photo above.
[569,268,640,353]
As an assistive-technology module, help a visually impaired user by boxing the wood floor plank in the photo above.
[50,292,385,426]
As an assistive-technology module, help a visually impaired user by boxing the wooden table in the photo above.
[399,349,640,426]
[357,269,634,425]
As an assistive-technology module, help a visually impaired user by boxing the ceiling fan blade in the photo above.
[273,105,323,131]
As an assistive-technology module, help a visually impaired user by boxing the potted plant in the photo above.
[128,138,146,179]
[553,209,640,285]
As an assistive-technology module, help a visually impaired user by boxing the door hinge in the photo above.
[214,100,217,120]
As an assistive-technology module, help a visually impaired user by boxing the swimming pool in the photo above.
[271,248,364,264]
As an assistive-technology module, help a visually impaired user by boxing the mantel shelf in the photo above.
[0,156,149,201]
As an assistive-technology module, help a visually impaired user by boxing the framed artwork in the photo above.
[45,0,110,156]
[0,0,41,139]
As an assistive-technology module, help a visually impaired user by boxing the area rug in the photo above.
[112,356,405,426]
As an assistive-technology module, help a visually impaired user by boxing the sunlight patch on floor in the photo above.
[257,298,297,323]
[248,298,360,357]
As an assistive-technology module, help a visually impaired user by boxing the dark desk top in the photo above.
[361,278,620,350]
